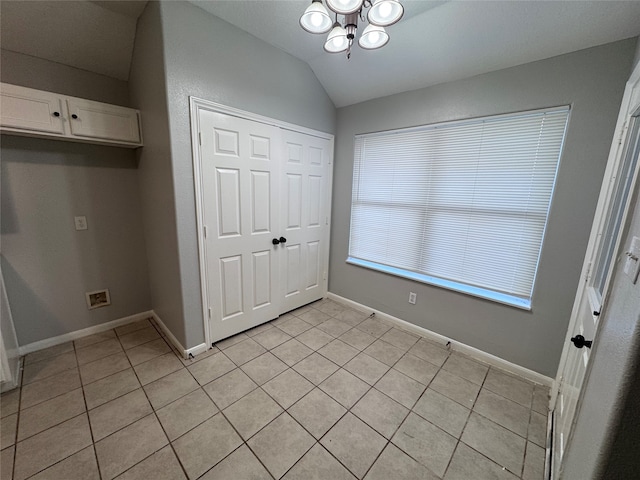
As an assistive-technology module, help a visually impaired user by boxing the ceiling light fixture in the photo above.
[300,0,403,58]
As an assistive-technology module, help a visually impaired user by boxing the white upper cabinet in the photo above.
[0,83,142,148]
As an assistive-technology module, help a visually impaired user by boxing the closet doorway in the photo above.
[190,99,334,345]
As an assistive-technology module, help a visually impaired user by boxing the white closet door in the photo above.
[280,130,332,312]
[199,110,281,342]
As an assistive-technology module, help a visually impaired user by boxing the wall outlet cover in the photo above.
[74,216,88,230]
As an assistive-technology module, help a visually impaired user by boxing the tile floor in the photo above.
[0,299,549,480]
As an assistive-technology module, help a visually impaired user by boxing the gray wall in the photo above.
[1,51,151,345]
[128,1,187,347]
[156,0,337,348]
[330,39,637,377]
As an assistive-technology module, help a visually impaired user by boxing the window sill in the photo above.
[346,257,532,311]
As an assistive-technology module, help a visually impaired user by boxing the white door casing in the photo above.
[191,99,334,346]
[552,62,640,479]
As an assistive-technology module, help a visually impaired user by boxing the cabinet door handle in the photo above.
[71,114,78,119]
[53,112,60,117]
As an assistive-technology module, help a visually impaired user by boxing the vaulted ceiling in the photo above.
[2,1,640,107]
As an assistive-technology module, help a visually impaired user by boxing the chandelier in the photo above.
[300,0,404,57]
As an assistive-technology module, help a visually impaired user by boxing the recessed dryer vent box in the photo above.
[86,289,111,310]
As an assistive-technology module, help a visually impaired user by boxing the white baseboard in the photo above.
[18,311,154,356]
[149,311,208,360]
[327,292,553,387]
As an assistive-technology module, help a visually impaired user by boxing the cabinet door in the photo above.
[0,84,65,134]
[67,98,140,143]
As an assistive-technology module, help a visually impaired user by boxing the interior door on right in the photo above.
[280,129,332,312]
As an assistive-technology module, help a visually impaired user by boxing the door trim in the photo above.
[189,97,335,348]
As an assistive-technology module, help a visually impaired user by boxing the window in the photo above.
[348,106,570,309]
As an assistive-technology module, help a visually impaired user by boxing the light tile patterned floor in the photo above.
[0,300,549,479]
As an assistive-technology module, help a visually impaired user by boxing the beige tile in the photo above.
[262,369,313,409]
[223,338,266,366]
[528,411,547,447]
[271,339,313,367]
[443,353,489,385]
[379,328,420,351]
[393,354,439,385]
[28,446,99,480]
[76,339,123,366]
[344,353,389,385]
[474,388,530,437]
[339,328,377,351]
[364,339,405,366]
[83,368,140,410]
[89,389,152,441]
[115,445,186,480]
[199,444,270,480]
[74,330,117,350]
[365,443,439,480]
[352,389,409,439]
[319,368,369,408]
[413,388,470,438]
[408,339,450,367]
[1,389,19,418]
[283,443,356,480]
[461,412,526,475]
[79,352,130,385]
[523,441,545,480]
[245,322,275,337]
[214,332,249,350]
[316,318,352,338]
[356,318,392,338]
[248,413,315,479]
[321,413,387,479]
[223,388,283,440]
[484,369,534,408]
[374,369,426,409]
[172,414,242,480]
[1,445,14,480]
[115,319,152,337]
[202,368,257,410]
[241,352,288,385]
[156,389,218,440]
[292,353,339,385]
[334,308,369,327]
[314,300,346,316]
[430,369,481,407]
[1,414,17,449]
[23,343,74,366]
[18,388,86,441]
[95,414,168,480]
[143,368,199,410]
[444,442,519,480]
[13,414,92,480]
[177,346,220,366]
[20,368,81,410]
[125,338,171,366]
[318,339,359,366]
[289,388,346,439]
[187,352,236,386]
[271,313,296,326]
[296,309,331,326]
[276,317,313,337]
[118,326,161,350]
[252,328,292,350]
[22,351,77,385]
[532,385,550,414]
[133,352,183,385]
[296,328,334,350]
[392,412,457,478]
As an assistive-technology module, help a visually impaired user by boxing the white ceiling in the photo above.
[1,1,640,107]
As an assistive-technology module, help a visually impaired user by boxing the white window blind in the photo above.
[348,106,570,309]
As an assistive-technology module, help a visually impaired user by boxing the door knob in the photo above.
[71,114,78,119]
[272,238,280,245]
[570,334,592,349]
[279,237,287,244]
[53,112,60,117]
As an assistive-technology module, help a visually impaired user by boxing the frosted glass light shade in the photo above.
[358,24,389,50]
[326,0,364,15]
[368,0,404,26]
[324,23,349,53]
[300,1,332,34]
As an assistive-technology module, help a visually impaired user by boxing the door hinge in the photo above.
[208,308,212,319]
[204,226,208,238]
[199,132,202,145]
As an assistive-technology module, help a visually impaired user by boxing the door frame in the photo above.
[189,97,335,348]
[550,62,640,475]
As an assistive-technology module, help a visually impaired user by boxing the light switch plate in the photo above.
[74,216,87,230]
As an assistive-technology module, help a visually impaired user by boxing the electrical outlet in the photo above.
[408,292,417,304]
[74,216,88,231]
